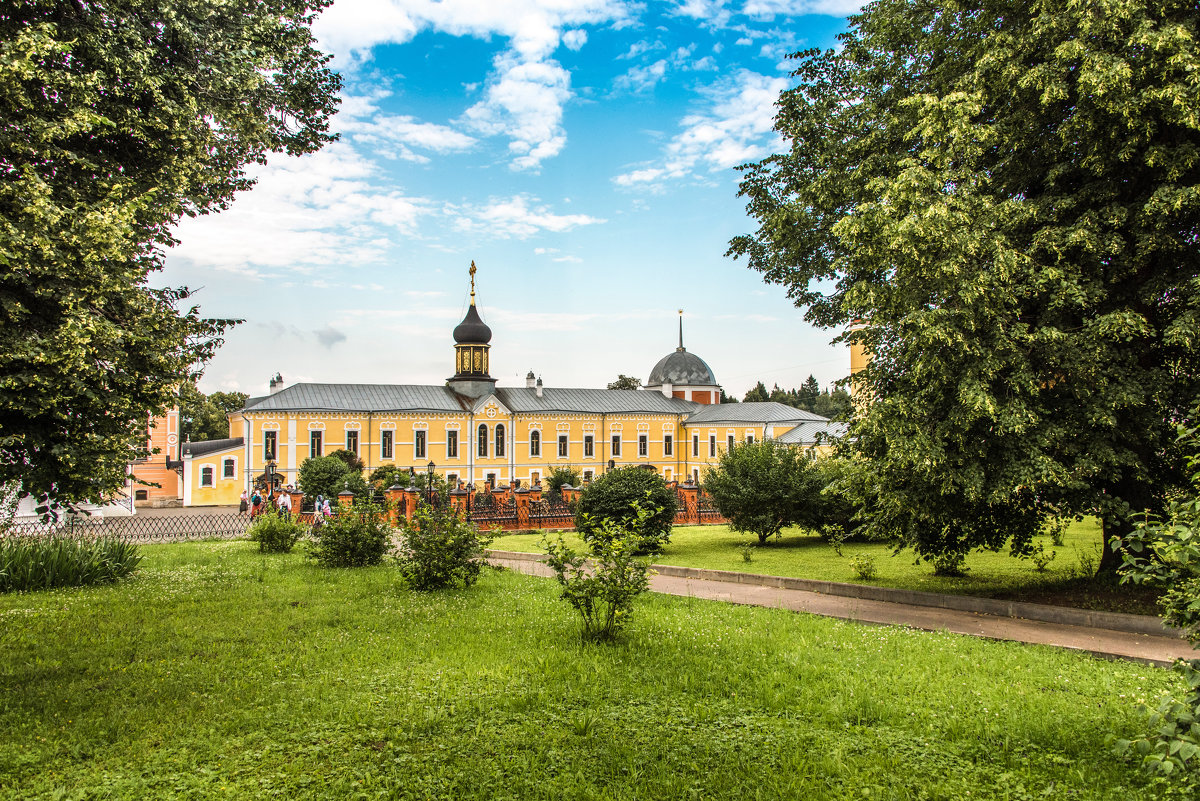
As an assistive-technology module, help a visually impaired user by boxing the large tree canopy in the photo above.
[0,0,340,508]
[729,0,1200,570]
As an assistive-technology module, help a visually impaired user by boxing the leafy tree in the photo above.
[396,503,493,590]
[743,382,770,403]
[0,0,340,510]
[703,439,822,544]
[543,466,580,502]
[729,0,1200,572]
[575,467,678,555]
[718,387,739,403]
[607,375,643,391]
[812,388,852,421]
[179,384,247,442]
[298,456,367,503]
[369,464,411,491]
[327,448,366,474]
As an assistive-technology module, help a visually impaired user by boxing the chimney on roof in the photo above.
[269,372,284,395]
[526,370,536,388]
[535,376,543,398]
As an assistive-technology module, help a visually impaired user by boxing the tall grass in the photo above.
[0,534,141,592]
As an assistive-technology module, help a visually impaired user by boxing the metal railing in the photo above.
[3,514,251,543]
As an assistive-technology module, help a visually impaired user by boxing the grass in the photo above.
[495,518,1164,615]
[0,541,1193,799]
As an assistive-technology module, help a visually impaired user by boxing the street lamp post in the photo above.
[426,460,436,505]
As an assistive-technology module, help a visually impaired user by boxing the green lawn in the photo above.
[0,542,1191,799]
[494,518,1162,614]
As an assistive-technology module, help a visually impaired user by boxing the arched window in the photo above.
[530,430,541,457]
[495,424,506,457]
[478,424,488,458]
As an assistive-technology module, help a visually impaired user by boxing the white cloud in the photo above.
[314,0,631,169]
[613,70,788,188]
[741,1,865,18]
[170,142,433,271]
[614,59,668,93]
[335,100,477,162]
[451,194,606,239]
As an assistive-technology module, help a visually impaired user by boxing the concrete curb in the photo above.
[485,549,1181,639]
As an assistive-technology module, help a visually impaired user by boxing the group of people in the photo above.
[238,488,333,522]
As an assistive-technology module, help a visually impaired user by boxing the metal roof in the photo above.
[774,421,849,445]
[183,437,244,457]
[646,349,717,387]
[244,384,468,413]
[683,402,829,426]
[495,387,697,415]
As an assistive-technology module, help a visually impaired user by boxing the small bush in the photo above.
[247,507,305,553]
[544,507,653,641]
[576,467,677,555]
[307,499,392,567]
[395,504,493,590]
[1028,541,1056,571]
[739,541,755,563]
[848,553,877,580]
[0,534,141,592]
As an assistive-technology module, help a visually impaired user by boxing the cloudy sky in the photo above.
[163,0,859,400]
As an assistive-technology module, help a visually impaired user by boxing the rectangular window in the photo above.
[583,470,593,482]
[709,435,717,457]
[200,466,214,487]
[486,472,496,486]
[638,434,648,457]
[310,430,322,457]
[746,433,754,445]
[556,435,567,457]
[447,430,458,459]
[664,435,673,456]
[530,431,541,457]
[223,458,235,479]
[263,431,277,461]
[447,473,458,487]
[611,435,621,457]
[381,430,394,459]
[728,434,735,452]
[415,430,426,459]
[584,435,594,457]
[692,434,699,457]
[346,430,358,454]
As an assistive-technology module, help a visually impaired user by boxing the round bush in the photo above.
[247,508,305,553]
[575,467,677,555]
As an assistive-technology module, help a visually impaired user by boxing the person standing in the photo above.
[239,490,248,516]
[277,490,292,520]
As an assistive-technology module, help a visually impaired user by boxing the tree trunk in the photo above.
[1097,475,1156,576]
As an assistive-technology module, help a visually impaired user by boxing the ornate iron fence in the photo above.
[528,498,575,529]
[3,514,251,543]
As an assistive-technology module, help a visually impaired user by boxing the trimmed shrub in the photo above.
[395,504,493,590]
[575,467,677,555]
[247,507,305,553]
[298,455,369,504]
[307,499,391,568]
[0,534,141,592]
[544,507,654,642]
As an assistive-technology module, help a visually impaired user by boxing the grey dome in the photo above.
[453,304,492,344]
[647,349,717,387]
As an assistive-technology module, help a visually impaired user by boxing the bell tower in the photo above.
[447,261,497,399]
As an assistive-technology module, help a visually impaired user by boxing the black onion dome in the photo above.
[453,304,492,344]
[647,349,717,386]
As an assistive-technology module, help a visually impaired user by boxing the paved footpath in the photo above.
[489,552,1195,667]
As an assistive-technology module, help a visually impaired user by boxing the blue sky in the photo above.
[162,0,858,400]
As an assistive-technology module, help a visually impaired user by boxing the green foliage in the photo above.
[606,375,642,390]
[544,467,580,502]
[307,499,391,568]
[729,0,1200,571]
[369,464,411,491]
[739,378,851,418]
[298,456,368,503]
[0,0,340,509]
[328,448,367,474]
[1114,416,1200,777]
[395,504,493,591]
[575,467,677,555]
[848,554,877,581]
[247,507,305,554]
[0,534,140,592]
[179,384,247,443]
[1028,542,1057,572]
[543,512,653,642]
[703,440,822,545]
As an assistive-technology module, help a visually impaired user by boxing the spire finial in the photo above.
[677,309,685,352]
[469,260,477,306]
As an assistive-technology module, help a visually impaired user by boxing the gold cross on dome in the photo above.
[469,261,477,303]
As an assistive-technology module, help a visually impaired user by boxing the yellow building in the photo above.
[178,267,847,505]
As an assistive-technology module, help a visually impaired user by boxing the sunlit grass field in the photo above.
[0,541,1190,799]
